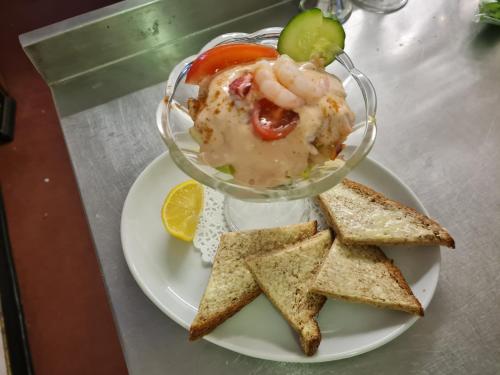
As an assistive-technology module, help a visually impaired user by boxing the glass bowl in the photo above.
[157,27,376,207]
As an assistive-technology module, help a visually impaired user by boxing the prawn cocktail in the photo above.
[185,10,353,187]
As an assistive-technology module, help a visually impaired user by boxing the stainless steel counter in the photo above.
[22,0,500,374]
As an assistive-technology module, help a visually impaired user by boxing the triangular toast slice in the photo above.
[245,230,333,356]
[189,221,317,340]
[311,239,424,316]
[318,179,455,248]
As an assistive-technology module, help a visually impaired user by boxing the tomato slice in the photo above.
[185,44,278,84]
[229,73,253,98]
[251,99,299,141]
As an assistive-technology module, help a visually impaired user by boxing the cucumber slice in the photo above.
[278,8,345,66]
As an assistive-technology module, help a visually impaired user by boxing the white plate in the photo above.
[121,153,440,363]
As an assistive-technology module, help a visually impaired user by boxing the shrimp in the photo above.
[254,61,305,110]
[273,54,330,102]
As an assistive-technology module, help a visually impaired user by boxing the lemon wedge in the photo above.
[161,180,204,241]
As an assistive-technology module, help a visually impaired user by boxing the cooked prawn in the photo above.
[254,61,304,110]
[273,54,330,102]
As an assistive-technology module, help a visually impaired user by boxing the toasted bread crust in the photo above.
[299,323,322,356]
[247,265,325,356]
[315,289,423,316]
[311,241,424,316]
[312,220,318,235]
[317,196,339,237]
[245,231,331,356]
[319,179,455,248]
[189,287,261,340]
[245,229,332,263]
[383,258,424,316]
[189,221,318,341]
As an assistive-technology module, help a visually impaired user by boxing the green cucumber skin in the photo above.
[278,8,345,65]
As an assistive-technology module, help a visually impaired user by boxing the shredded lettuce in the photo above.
[476,0,500,25]
[216,164,235,175]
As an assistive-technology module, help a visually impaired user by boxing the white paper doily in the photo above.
[193,187,229,263]
[193,187,328,264]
